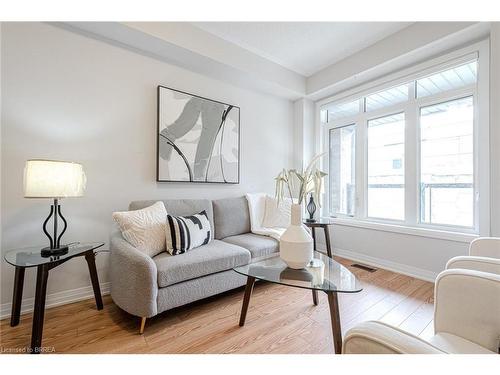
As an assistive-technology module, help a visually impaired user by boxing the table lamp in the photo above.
[24,160,86,256]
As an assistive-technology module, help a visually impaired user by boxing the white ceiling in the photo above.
[192,22,412,77]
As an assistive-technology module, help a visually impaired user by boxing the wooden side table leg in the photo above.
[31,264,49,354]
[239,276,256,326]
[311,227,316,251]
[10,266,25,327]
[312,290,319,305]
[85,250,103,310]
[326,291,342,354]
[324,226,332,258]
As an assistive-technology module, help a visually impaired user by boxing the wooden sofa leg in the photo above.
[139,317,146,334]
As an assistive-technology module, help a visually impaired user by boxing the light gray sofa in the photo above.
[110,196,279,333]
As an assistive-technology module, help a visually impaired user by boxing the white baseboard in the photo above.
[317,245,438,282]
[0,282,110,320]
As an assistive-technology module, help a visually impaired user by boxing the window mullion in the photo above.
[356,115,367,220]
[405,83,418,226]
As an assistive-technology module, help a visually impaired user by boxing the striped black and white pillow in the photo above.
[166,210,212,255]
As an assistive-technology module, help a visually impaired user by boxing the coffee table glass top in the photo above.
[4,242,105,268]
[233,251,362,293]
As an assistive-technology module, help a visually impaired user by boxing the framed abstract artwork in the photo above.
[157,86,240,183]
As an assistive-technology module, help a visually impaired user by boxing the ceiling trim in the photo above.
[50,22,491,103]
[54,22,306,100]
[306,22,489,100]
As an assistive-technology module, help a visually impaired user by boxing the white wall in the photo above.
[0,22,294,309]
[315,226,468,280]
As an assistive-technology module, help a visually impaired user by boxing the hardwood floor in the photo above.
[0,256,434,354]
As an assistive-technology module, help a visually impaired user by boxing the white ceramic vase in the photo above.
[279,203,314,269]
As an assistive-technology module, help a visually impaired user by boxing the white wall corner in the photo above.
[293,98,315,170]
[489,23,500,237]
[0,21,2,261]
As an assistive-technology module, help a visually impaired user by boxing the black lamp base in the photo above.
[305,218,316,223]
[41,198,69,257]
[41,245,69,258]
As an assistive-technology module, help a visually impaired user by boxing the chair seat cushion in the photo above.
[222,233,279,258]
[427,333,496,354]
[153,240,251,287]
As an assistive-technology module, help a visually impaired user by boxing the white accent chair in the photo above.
[342,269,500,354]
[446,237,500,275]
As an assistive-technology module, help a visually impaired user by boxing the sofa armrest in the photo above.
[434,269,500,352]
[110,233,158,317]
[343,321,444,354]
[446,256,500,275]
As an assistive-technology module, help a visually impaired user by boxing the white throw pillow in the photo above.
[261,196,292,228]
[112,201,167,257]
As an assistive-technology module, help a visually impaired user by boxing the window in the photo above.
[365,84,409,112]
[416,61,477,98]
[329,124,356,216]
[327,99,359,122]
[367,113,405,220]
[320,43,488,236]
[419,97,474,227]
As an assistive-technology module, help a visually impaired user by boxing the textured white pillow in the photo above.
[262,196,292,228]
[112,201,167,257]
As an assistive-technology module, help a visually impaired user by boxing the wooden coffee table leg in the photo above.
[239,276,256,326]
[326,291,342,354]
[312,290,319,305]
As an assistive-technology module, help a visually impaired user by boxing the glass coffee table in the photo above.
[233,251,362,354]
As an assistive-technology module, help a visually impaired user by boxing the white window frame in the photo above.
[316,40,490,242]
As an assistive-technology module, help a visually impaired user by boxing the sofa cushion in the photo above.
[153,239,251,287]
[213,196,251,239]
[129,199,214,232]
[222,233,279,258]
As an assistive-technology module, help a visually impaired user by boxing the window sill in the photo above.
[324,217,478,243]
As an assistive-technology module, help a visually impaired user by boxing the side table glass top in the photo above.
[303,218,335,226]
[4,242,105,268]
[233,251,362,293]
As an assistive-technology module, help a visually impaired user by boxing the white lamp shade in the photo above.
[24,160,86,198]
